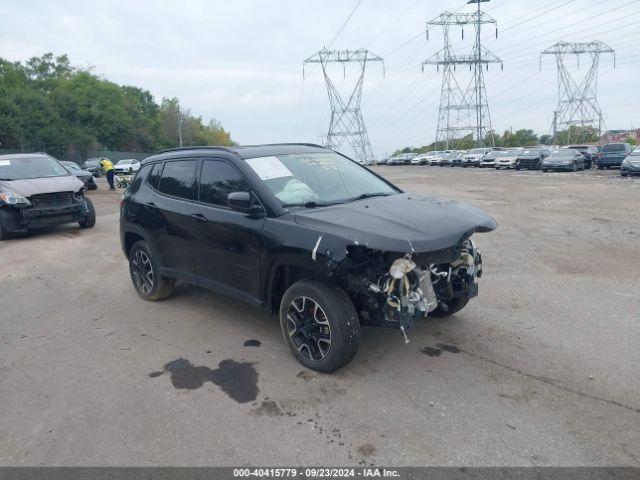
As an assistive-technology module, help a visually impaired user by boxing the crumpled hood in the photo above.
[0,176,84,198]
[293,193,497,253]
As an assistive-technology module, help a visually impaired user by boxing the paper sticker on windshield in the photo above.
[245,156,293,180]
[0,160,10,166]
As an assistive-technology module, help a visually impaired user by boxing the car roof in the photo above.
[146,143,329,163]
[0,153,50,160]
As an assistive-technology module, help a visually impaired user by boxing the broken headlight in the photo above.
[0,190,31,207]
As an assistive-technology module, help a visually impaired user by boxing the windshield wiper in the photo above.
[345,192,393,202]
[282,200,342,208]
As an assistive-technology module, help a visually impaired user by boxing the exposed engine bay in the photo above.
[339,238,483,343]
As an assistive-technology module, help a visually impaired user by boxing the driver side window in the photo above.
[198,160,250,207]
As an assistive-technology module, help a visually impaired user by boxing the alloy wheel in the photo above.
[132,250,154,295]
[286,296,332,361]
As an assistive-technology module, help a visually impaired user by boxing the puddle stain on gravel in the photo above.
[150,358,258,403]
[243,339,261,347]
[421,343,461,357]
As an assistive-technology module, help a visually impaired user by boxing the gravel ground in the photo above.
[0,166,638,466]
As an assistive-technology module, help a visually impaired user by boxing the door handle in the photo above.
[191,213,207,223]
[144,202,157,211]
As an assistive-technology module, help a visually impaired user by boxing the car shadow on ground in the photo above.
[164,281,463,376]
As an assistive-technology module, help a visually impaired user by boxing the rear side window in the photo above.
[129,164,152,194]
[158,160,197,200]
[603,144,625,152]
[198,160,251,207]
[147,162,163,188]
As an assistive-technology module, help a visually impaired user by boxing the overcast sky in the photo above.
[2,0,638,156]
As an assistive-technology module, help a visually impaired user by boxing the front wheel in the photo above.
[280,279,360,373]
[79,197,96,228]
[128,240,175,301]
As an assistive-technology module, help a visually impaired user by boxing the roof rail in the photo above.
[158,143,326,154]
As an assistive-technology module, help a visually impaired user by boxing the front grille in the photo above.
[30,192,74,208]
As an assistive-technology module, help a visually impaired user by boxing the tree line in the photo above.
[0,53,233,160]
[394,126,603,156]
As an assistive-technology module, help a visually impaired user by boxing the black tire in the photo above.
[128,240,175,301]
[0,217,10,241]
[598,165,603,170]
[621,172,627,177]
[79,197,96,228]
[515,166,520,171]
[430,297,470,318]
[542,169,547,173]
[279,279,360,373]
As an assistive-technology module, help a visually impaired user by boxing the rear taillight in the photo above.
[120,195,125,210]
[597,152,603,158]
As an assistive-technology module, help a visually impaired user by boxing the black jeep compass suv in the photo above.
[120,144,497,372]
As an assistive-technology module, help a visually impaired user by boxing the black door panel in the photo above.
[190,159,265,302]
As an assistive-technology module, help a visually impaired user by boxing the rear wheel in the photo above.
[128,240,175,301]
[79,197,96,228]
[280,279,360,373]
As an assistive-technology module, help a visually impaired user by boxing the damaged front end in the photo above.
[338,238,484,343]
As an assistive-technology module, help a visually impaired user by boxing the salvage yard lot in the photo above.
[1,166,638,466]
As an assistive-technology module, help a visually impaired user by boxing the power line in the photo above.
[328,0,363,48]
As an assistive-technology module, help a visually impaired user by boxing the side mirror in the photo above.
[227,191,263,215]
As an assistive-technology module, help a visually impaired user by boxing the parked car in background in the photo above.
[541,149,585,172]
[620,148,640,177]
[450,151,467,167]
[387,153,416,165]
[0,153,96,240]
[515,148,548,171]
[463,148,491,167]
[495,149,522,169]
[82,158,103,177]
[119,144,496,372]
[411,154,429,165]
[597,143,632,169]
[438,151,455,167]
[566,145,597,169]
[114,159,141,174]
[479,150,501,168]
[426,151,444,165]
[60,161,97,190]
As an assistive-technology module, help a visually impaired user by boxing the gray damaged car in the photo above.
[0,153,96,240]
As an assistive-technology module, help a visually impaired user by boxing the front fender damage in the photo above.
[310,232,486,344]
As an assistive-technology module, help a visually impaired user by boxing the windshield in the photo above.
[469,148,486,154]
[602,144,625,152]
[520,149,541,156]
[550,150,576,157]
[117,160,131,165]
[501,150,520,156]
[0,155,69,181]
[245,152,398,207]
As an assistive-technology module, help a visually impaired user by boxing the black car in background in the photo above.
[566,145,597,169]
[120,144,496,372]
[82,158,103,177]
[597,143,632,169]
[620,148,640,177]
[515,148,548,170]
[60,161,97,190]
[541,149,585,172]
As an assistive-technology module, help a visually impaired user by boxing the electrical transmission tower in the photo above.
[423,0,502,149]
[540,41,615,144]
[304,48,384,163]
